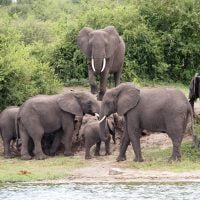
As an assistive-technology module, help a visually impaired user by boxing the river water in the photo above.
[0,183,199,200]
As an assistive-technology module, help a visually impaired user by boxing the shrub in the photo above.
[0,16,62,110]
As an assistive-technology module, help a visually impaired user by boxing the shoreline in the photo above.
[12,167,200,184]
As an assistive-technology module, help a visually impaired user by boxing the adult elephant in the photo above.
[17,91,100,160]
[77,26,125,100]
[99,83,193,162]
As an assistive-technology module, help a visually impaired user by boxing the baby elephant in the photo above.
[0,106,19,158]
[79,116,115,159]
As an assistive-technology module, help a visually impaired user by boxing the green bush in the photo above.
[1,0,200,109]
[0,16,62,110]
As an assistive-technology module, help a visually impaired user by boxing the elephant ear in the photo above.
[57,93,83,116]
[117,84,140,116]
[77,27,93,58]
[104,26,120,58]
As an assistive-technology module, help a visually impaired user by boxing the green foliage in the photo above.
[1,0,200,109]
[138,0,200,83]
[0,14,62,110]
[0,0,12,6]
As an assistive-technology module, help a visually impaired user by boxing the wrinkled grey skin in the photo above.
[77,26,125,100]
[99,83,193,162]
[45,117,84,156]
[0,106,19,158]
[17,91,100,160]
[79,116,115,159]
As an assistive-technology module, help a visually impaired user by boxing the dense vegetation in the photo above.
[0,0,200,109]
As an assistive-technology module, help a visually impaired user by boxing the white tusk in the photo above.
[99,116,106,123]
[95,113,99,118]
[101,58,106,72]
[91,58,96,72]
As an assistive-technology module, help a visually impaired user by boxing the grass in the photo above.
[134,80,189,95]
[125,141,200,172]
[0,156,85,183]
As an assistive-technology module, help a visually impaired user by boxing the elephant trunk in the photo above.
[99,115,108,141]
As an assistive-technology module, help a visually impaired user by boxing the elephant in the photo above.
[188,73,200,114]
[79,115,115,159]
[77,26,125,101]
[0,106,67,158]
[17,90,100,160]
[99,83,194,162]
[0,106,19,158]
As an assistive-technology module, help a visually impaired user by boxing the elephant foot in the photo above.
[49,152,56,157]
[85,155,92,160]
[64,151,74,157]
[34,154,47,160]
[105,152,111,156]
[116,155,126,162]
[133,157,144,162]
[94,152,100,156]
[4,153,15,159]
[49,149,56,156]
[168,155,181,162]
[21,154,32,160]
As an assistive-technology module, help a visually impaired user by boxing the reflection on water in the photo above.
[0,183,199,200]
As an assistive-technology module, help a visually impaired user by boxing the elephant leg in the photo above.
[105,136,111,156]
[85,140,93,159]
[49,131,62,156]
[129,130,144,162]
[114,71,121,87]
[3,138,14,159]
[98,73,108,101]
[20,126,32,160]
[94,141,101,156]
[168,132,183,162]
[30,127,47,160]
[88,68,98,94]
[126,116,143,162]
[62,116,74,156]
[117,122,130,162]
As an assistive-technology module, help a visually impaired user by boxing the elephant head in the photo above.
[189,73,200,100]
[99,83,140,141]
[57,91,100,116]
[77,26,120,73]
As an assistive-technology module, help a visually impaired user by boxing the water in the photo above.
[0,183,199,200]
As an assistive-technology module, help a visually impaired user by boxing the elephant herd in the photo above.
[0,26,197,162]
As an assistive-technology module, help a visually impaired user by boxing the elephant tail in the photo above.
[15,115,21,151]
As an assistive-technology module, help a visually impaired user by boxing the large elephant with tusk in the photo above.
[99,83,194,162]
[77,26,125,101]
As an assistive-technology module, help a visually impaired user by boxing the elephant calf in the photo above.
[0,106,19,158]
[79,115,115,159]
